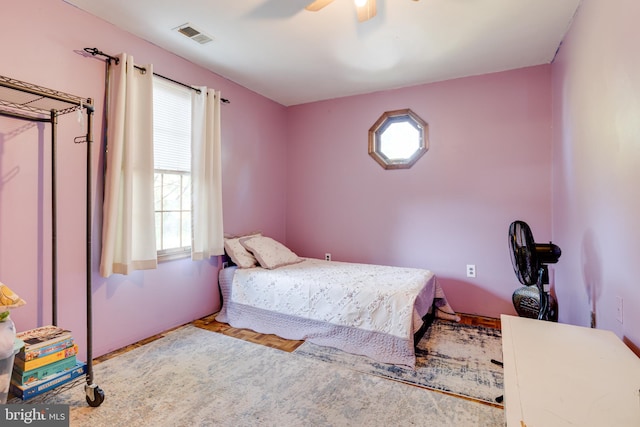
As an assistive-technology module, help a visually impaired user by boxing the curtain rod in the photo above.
[83,47,230,104]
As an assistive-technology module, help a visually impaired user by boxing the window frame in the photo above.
[368,109,429,170]
[152,77,193,261]
[154,169,192,261]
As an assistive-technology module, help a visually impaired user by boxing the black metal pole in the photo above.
[85,100,94,384]
[51,110,58,326]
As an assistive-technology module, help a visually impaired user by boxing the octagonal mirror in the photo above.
[368,109,428,170]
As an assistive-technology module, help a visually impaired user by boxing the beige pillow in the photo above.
[239,236,302,269]
[224,233,262,268]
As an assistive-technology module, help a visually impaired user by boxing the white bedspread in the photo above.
[218,258,457,367]
[233,259,437,338]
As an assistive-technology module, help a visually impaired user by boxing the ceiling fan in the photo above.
[306,0,420,23]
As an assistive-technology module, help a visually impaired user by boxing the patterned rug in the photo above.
[294,320,504,405]
[38,325,503,426]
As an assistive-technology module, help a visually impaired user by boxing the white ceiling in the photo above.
[64,0,581,106]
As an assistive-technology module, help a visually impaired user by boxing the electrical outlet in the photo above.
[616,296,623,323]
[466,264,476,278]
[325,253,331,261]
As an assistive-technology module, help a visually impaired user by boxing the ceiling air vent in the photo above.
[175,23,213,45]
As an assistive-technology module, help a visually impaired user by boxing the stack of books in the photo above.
[10,325,86,400]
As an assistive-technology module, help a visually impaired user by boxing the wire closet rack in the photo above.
[0,74,104,407]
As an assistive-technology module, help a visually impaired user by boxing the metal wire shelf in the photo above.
[0,74,103,407]
[0,75,91,118]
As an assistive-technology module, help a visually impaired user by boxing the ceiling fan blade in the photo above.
[356,0,377,22]
[305,0,335,12]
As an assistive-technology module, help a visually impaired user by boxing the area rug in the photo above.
[38,325,503,426]
[294,319,504,405]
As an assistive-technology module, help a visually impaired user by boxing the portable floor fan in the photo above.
[508,220,561,321]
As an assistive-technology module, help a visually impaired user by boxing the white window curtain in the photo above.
[100,53,158,277]
[190,87,224,260]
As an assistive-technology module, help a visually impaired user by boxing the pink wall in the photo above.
[551,0,640,352]
[286,66,553,318]
[0,0,288,358]
[6,0,617,360]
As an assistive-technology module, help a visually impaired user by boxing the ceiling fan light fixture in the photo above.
[356,0,376,22]
[306,0,384,22]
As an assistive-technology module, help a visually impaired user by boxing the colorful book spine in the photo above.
[10,362,86,400]
[14,344,78,371]
[16,325,72,351]
[16,337,75,362]
[12,356,78,385]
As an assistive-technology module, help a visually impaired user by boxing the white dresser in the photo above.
[501,314,640,426]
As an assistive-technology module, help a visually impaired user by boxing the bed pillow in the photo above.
[239,236,302,269]
[224,233,262,268]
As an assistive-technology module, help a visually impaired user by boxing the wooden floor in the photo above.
[457,313,502,330]
[191,313,305,352]
[95,312,500,364]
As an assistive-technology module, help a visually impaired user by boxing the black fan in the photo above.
[508,220,561,321]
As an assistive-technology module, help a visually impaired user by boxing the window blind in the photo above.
[153,77,191,172]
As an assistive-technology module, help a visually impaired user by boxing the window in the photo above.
[368,109,428,169]
[153,77,192,258]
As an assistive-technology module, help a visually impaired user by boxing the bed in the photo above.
[216,234,458,368]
